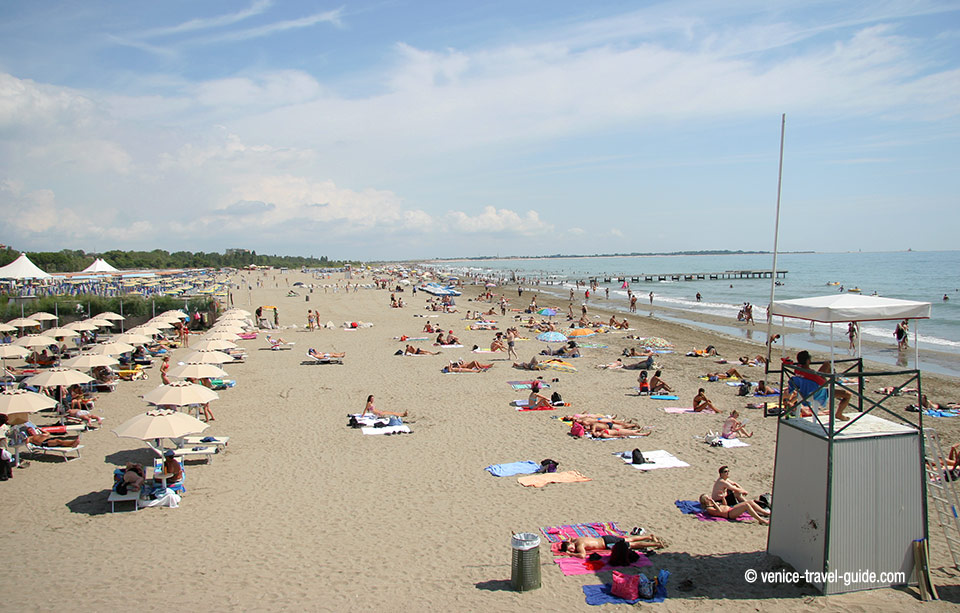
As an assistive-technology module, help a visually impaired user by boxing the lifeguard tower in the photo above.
[764,294,957,595]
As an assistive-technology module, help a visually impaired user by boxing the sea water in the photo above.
[431,251,960,373]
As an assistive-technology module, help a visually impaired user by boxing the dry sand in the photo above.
[2,270,959,612]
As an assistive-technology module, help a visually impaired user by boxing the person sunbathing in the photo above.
[308,348,346,359]
[20,423,81,447]
[739,355,766,367]
[266,335,290,345]
[698,493,769,525]
[92,365,117,383]
[123,462,145,492]
[649,370,673,393]
[405,345,439,356]
[443,360,492,373]
[513,355,539,370]
[687,345,719,357]
[558,534,667,558]
[712,465,748,505]
[693,388,721,413]
[362,394,407,418]
[163,450,183,485]
[722,410,753,438]
[490,337,506,352]
[705,368,743,380]
[597,358,624,369]
[423,322,436,333]
[444,331,460,345]
[527,382,553,408]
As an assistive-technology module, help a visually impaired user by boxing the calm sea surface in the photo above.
[431,251,960,367]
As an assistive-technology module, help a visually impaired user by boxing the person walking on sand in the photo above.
[506,327,519,361]
[847,322,858,352]
[649,291,654,305]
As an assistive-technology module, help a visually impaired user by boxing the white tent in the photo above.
[0,253,51,280]
[81,258,119,273]
[770,294,931,323]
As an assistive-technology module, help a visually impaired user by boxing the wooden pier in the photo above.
[588,270,788,283]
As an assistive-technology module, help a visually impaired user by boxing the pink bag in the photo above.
[610,570,639,600]
[570,422,585,437]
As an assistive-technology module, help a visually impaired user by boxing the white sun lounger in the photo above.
[107,490,141,512]
[302,352,343,365]
[26,442,84,461]
[171,446,218,463]
[178,436,230,451]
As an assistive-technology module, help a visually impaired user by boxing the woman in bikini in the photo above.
[405,345,440,355]
[649,370,673,393]
[699,494,769,525]
[444,360,492,373]
[362,394,407,418]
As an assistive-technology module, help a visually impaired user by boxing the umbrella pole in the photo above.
[765,114,786,368]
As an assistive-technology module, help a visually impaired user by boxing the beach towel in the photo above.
[511,399,563,410]
[577,343,608,349]
[518,470,591,488]
[436,344,464,348]
[397,336,429,341]
[615,450,689,470]
[508,381,550,390]
[924,409,959,418]
[674,500,751,522]
[471,349,499,354]
[540,522,626,544]
[582,570,669,605]
[662,407,696,414]
[361,425,411,435]
[484,461,541,477]
[554,551,652,576]
[713,437,750,448]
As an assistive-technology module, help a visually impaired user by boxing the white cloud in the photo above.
[446,206,552,236]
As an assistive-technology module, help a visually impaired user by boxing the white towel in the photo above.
[615,449,690,470]
[361,425,411,435]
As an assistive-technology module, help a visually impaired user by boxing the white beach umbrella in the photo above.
[161,310,188,318]
[30,312,58,323]
[190,339,238,352]
[203,331,241,341]
[210,323,245,332]
[7,318,41,329]
[0,323,16,333]
[43,327,80,339]
[85,318,115,328]
[142,381,219,407]
[113,407,209,441]
[114,332,153,345]
[0,345,30,359]
[63,354,118,370]
[224,309,251,317]
[146,318,175,329]
[26,368,94,388]
[167,362,228,380]
[64,321,98,332]
[128,325,161,336]
[87,341,136,355]
[0,388,57,414]
[15,334,57,349]
[181,350,233,365]
[95,312,125,321]
[217,312,247,321]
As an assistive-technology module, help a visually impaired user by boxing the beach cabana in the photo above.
[0,253,51,280]
[766,294,933,594]
[80,258,119,273]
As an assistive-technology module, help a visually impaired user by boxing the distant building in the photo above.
[225,248,252,255]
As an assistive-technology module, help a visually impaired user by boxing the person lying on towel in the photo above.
[698,493,769,525]
[558,533,667,558]
[442,360,492,373]
[20,422,81,447]
[562,414,650,438]
[405,345,439,356]
[308,348,346,360]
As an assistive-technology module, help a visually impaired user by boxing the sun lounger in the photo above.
[171,446,218,463]
[177,436,229,451]
[265,337,294,350]
[301,352,343,365]
[26,442,84,461]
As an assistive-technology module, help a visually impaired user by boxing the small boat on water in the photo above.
[826,282,840,286]
[848,287,861,293]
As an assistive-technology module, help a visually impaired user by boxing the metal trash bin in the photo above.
[305,295,310,302]
[510,532,541,591]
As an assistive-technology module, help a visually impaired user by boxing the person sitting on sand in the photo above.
[755,380,778,395]
[712,465,749,505]
[722,410,753,438]
[528,382,553,408]
[362,394,407,418]
[687,345,719,357]
[490,336,506,352]
[444,331,460,345]
[693,388,721,413]
[739,355,766,367]
[704,367,743,381]
[558,533,667,558]
[513,355,539,370]
[636,370,650,394]
[423,322,436,333]
[699,493,769,525]
[649,370,673,393]
[308,348,346,359]
[784,350,853,421]
[443,360,492,373]
[405,345,439,356]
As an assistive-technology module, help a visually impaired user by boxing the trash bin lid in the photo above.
[511,532,541,550]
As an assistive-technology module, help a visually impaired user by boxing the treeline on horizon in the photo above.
[0,247,355,273]
[430,249,814,261]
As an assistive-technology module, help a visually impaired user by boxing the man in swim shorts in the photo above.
[558,534,666,558]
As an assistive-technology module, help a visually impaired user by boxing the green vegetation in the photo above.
[0,247,354,272]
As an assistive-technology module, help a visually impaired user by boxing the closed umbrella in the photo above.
[26,368,94,388]
[142,381,219,406]
[167,362,228,380]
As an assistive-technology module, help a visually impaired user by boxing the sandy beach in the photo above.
[2,269,959,612]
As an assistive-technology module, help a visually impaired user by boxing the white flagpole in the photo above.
[765,114,786,368]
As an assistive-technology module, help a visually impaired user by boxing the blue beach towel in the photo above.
[674,500,703,515]
[582,570,670,605]
[924,409,959,418]
[484,461,541,477]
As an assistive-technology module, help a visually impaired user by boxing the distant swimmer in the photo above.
[945,294,950,301]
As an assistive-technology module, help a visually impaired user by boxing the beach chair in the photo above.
[302,351,343,365]
[117,365,148,381]
[265,336,295,350]
[177,435,229,452]
[25,442,84,461]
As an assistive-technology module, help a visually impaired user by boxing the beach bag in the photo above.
[570,422,585,438]
[537,459,558,473]
[738,381,751,397]
[637,573,658,600]
[631,449,647,465]
[610,571,639,600]
[550,391,563,404]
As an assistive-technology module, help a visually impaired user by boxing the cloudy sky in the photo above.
[1,1,958,261]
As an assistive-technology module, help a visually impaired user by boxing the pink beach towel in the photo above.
[662,407,696,414]
[518,470,591,488]
[554,551,652,576]
[541,522,626,544]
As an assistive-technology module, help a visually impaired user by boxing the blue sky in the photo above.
[1,1,958,261]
